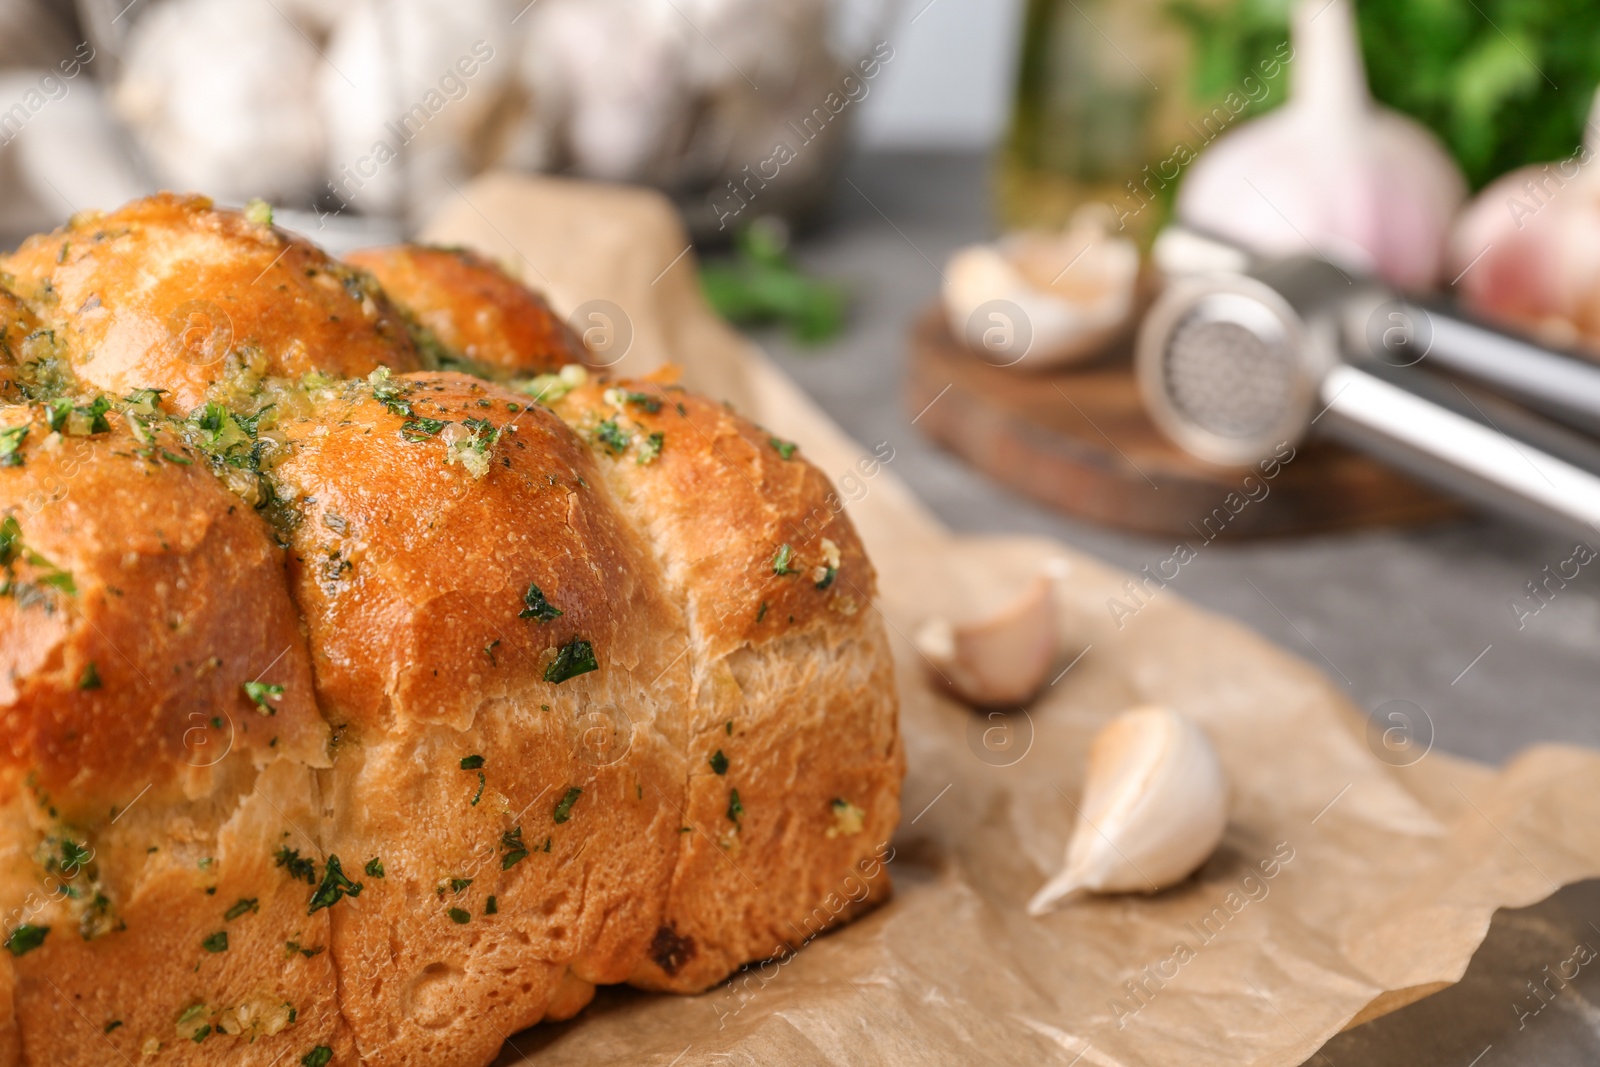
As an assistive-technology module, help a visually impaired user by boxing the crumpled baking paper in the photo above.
[407,173,1600,1067]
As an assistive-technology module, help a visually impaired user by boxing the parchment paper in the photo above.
[411,173,1600,1066]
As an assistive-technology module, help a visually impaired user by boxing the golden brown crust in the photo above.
[343,246,585,378]
[270,372,692,1062]
[0,408,326,819]
[553,381,902,990]
[0,194,420,413]
[0,195,901,1066]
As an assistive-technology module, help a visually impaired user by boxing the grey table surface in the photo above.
[755,150,1600,1065]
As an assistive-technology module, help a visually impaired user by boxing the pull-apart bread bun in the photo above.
[0,195,901,1066]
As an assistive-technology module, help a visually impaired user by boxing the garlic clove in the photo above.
[941,211,1140,369]
[914,573,1058,708]
[1028,705,1228,916]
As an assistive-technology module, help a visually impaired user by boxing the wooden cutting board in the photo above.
[907,306,1459,538]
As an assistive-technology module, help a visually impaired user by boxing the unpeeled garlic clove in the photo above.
[914,573,1057,708]
[941,209,1140,369]
[1028,705,1227,916]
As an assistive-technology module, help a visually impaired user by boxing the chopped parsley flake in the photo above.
[192,1024,212,1043]
[223,898,258,921]
[815,565,837,591]
[274,846,316,884]
[77,662,101,690]
[302,1047,334,1067]
[244,681,284,713]
[544,637,597,684]
[553,787,582,824]
[306,855,363,914]
[447,907,471,924]
[449,878,472,894]
[709,750,728,775]
[0,425,26,467]
[625,391,663,413]
[727,789,744,825]
[772,544,797,576]
[5,924,47,956]
[769,437,797,459]
[103,1021,122,1034]
[400,417,447,442]
[636,431,664,465]
[201,931,228,952]
[365,857,385,878]
[519,582,563,622]
[501,826,529,869]
[594,419,630,454]
[459,754,485,770]
[485,895,498,915]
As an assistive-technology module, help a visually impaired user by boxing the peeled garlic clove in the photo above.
[1028,706,1227,916]
[915,573,1057,707]
[941,211,1139,369]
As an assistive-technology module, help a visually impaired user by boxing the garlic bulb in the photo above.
[1028,706,1227,915]
[914,572,1058,708]
[1447,88,1600,352]
[114,0,326,205]
[1177,0,1466,291]
[941,208,1140,369]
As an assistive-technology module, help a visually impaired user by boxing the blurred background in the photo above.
[7,3,1600,1057]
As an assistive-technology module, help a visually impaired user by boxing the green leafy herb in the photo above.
[449,878,473,894]
[501,826,529,869]
[769,437,796,460]
[727,789,744,825]
[595,419,630,455]
[815,565,837,591]
[306,854,363,914]
[553,787,582,824]
[103,1021,122,1034]
[201,931,228,953]
[243,680,284,713]
[485,895,498,915]
[709,750,729,775]
[448,907,470,924]
[77,662,101,690]
[636,431,664,465]
[544,637,597,684]
[371,371,414,418]
[700,220,847,344]
[0,425,26,467]
[756,601,768,623]
[5,924,47,956]
[772,544,796,576]
[224,898,258,921]
[400,417,447,442]
[460,754,485,770]
[626,391,663,413]
[0,515,20,567]
[364,857,385,878]
[302,1047,334,1067]
[519,582,563,622]
[274,846,316,884]
[192,1025,212,1043]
